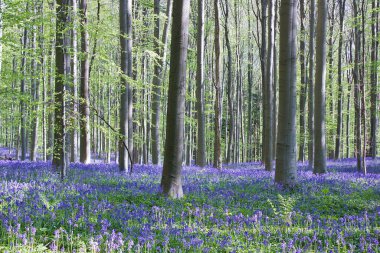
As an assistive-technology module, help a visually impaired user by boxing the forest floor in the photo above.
[0,159,379,252]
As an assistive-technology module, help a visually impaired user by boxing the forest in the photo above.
[0,0,379,252]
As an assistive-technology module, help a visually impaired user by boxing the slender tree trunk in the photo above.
[71,0,78,162]
[308,0,315,169]
[298,0,307,163]
[334,0,346,160]
[119,0,133,172]
[161,0,190,198]
[261,0,268,164]
[360,1,367,173]
[79,0,91,164]
[196,0,206,167]
[264,0,274,171]
[53,0,68,179]
[213,0,222,169]
[20,24,28,161]
[370,0,378,160]
[275,0,297,186]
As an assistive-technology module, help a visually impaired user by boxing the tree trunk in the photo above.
[298,0,307,163]
[313,0,327,174]
[20,25,28,161]
[213,0,222,169]
[151,0,173,165]
[119,0,133,171]
[161,0,190,198]
[334,0,346,160]
[53,0,68,179]
[370,0,378,160]
[71,0,78,162]
[275,0,297,186]
[308,0,315,169]
[264,0,274,171]
[261,0,268,164]
[79,0,91,164]
[196,0,206,167]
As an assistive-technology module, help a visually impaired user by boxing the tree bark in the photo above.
[334,0,346,160]
[275,0,297,186]
[196,0,206,167]
[53,0,68,179]
[370,0,378,160]
[161,0,190,198]
[314,0,327,174]
[79,0,91,164]
[308,0,315,169]
[264,0,274,171]
[213,0,222,169]
[119,0,133,172]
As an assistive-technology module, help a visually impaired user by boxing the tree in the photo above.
[119,0,133,172]
[213,0,222,169]
[53,0,69,179]
[334,0,346,160]
[79,0,90,164]
[264,0,274,171]
[313,0,327,174]
[151,0,173,165]
[370,0,378,160]
[275,0,297,186]
[308,0,315,169]
[161,0,190,198]
[196,0,206,167]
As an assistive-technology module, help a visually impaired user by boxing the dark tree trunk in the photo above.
[161,0,190,198]
[53,0,68,179]
[196,0,206,167]
[370,0,378,160]
[79,0,91,164]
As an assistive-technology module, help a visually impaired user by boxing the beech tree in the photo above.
[161,0,190,198]
[314,0,327,174]
[275,0,297,186]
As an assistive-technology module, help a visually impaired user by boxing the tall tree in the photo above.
[161,0,190,198]
[71,0,79,162]
[20,17,28,161]
[308,0,315,169]
[53,0,68,179]
[334,0,346,160]
[313,0,327,174]
[196,0,206,167]
[298,0,307,162]
[119,0,133,172]
[264,0,274,171]
[370,0,378,160]
[213,0,222,169]
[79,0,90,163]
[275,0,297,186]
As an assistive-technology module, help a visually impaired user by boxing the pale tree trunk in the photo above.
[334,0,346,160]
[298,0,307,163]
[30,3,39,161]
[79,0,91,164]
[53,0,68,179]
[0,0,3,77]
[314,0,327,174]
[275,0,297,186]
[20,23,28,161]
[71,0,78,162]
[196,0,206,167]
[213,0,222,169]
[370,0,378,160]
[161,0,190,198]
[119,0,133,171]
[308,0,315,169]
[264,0,274,171]
[360,1,367,173]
